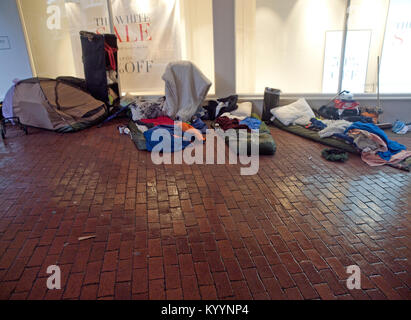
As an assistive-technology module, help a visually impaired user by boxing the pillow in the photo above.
[270,98,315,126]
[230,102,252,119]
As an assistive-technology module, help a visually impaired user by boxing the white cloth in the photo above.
[220,112,247,121]
[219,102,252,121]
[215,102,226,118]
[230,102,252,119]
[162,61,212,122]
[318,120,352,138]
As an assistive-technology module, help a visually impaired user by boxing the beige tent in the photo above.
[11,78,108,132]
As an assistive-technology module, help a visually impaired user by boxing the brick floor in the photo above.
[0,121,410,300]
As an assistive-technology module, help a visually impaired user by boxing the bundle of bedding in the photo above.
[270,99,411,171]
[125,61,212,124]
[128,116,205,153]
[209,97,276,156]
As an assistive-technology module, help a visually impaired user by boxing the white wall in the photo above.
[0,0,32,100]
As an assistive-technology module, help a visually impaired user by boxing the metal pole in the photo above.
[337,0,351,93]
[106,0,115,34]
[377,56,381,110]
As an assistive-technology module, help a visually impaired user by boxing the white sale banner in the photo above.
[66,0,183,94]
[110,0,182,94]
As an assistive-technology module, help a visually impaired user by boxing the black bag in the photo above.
[318,106,340,120]
[80,31,108,104]
[262,88,281,121]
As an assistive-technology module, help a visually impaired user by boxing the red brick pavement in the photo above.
[0,121,409,300]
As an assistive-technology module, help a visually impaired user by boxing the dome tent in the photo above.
[4,77,108,133]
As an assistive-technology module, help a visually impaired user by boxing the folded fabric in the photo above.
[140,116,175,127]
[191,118,208,134]
[229,102,253,119]
[144,125,193,153]
[345,122,407,161]
[215,117,249,131]
[318,120,352,138]
[219,112,247,121]
[240,117,262,130]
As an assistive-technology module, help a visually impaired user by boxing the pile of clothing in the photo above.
[123,61,214,153]
[205,96,276,156]
[345,122,411,167]
[127,61,212,123]
[132,116,206,153]
[305,118,411,167]
[392,120,410,135]
[204,95,262,131]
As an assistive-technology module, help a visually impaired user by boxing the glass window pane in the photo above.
[345,0,390,94]
[236,0,346,94]
[380,0,411,93]
[18,0,84,78]
[322,31,343,93]
[18,0,214,96]
[341,30,372,93]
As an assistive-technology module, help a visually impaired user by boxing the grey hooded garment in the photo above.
[162,61,212,122]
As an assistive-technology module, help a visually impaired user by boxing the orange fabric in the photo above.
[361,112,379,124]
[177,122,205,141]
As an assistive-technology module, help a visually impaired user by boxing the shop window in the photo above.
[323,30,372,93]
[17,0,215,96]
[235,0,411,95]
[380,0,411,93]
[235,0,346,94]
[343,0,390,94]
